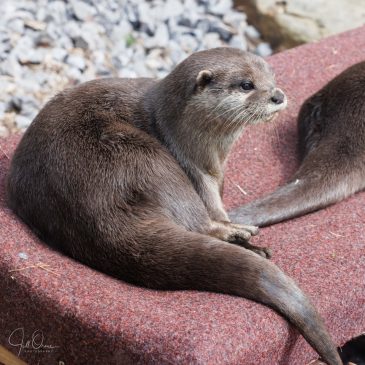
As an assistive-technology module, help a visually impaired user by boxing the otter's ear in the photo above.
[196,70,213,88]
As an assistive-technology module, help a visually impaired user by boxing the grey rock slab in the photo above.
[243,0,365,47]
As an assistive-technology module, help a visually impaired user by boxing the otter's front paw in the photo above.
[210,221,258,242]
[225,223,271,259]
[226,223,259,241]
[209,222,270,258]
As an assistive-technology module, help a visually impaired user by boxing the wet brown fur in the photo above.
[7,48,341,365]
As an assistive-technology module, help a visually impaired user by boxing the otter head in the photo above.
[181,48,287,132]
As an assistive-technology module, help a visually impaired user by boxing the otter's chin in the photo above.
[263,112,279,123]
[249,111,279,125]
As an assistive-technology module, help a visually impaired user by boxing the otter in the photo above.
[229,61,365,227]
[6,48,341,365]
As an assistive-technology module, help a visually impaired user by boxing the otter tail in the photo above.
[123,223,341,365]
[228,148,364,227]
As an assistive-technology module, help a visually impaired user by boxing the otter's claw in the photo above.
[228,230,272,259]
[208,221,270,258]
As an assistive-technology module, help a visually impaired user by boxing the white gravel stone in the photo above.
[64,21,82,39]
[179,34,199,53]
[0,57,22,77]
[208,0,233,16]
[71,0,96,21]
[8,19,25,34]
[66,54,86,71]
[255,42,272,57]
[245,25,261,39]
[18,49,44,65]
[51,48,68,62]
[111,20,133,43]
[65,67,83,82]
[144,23,170,49]
[230,34,248,50]
[223,12,247,29]
[18,252,28,260]
[15,115,31,129]
[202,32,223,48]
[161,0,184,20]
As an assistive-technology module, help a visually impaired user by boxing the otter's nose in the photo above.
[271,89,285,105]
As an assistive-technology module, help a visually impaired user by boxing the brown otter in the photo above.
[229,61,365,227]
[6,48,341,365]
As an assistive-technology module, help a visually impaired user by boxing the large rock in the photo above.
[236,0,365,48]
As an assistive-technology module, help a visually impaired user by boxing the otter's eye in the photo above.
[240,81,254,91]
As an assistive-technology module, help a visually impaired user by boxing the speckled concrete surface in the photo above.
[1,26,365,365]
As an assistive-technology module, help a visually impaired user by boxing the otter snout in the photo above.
[261,88,287,122]
[268,88,287,113]
[271,88,285,105]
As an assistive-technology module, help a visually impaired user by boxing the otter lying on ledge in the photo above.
[6,48,341,365]
[230,61,365,228]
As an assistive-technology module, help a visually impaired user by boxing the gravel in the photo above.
[0,0,272,136]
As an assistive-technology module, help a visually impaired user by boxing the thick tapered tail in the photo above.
[228,176,327,227]
[126,225,342,365]
[228,153,364,227]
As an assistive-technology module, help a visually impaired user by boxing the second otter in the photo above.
[7,48,341,365]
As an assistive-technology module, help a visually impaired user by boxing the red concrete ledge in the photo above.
[1,26,365,365]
